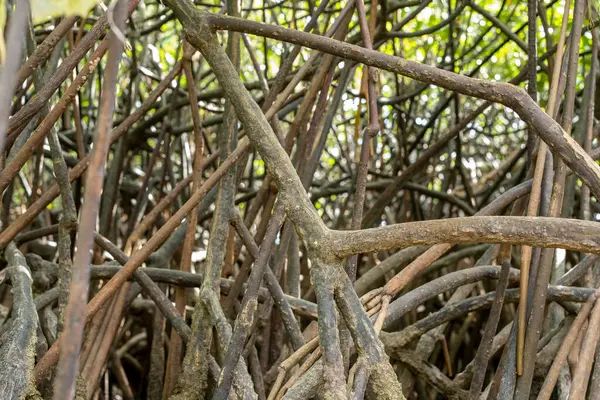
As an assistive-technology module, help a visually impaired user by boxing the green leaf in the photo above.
[31,0,102,23]
[0,0,6,63]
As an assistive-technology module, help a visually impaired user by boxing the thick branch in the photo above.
[0,243,37,400]
[165,0,328,250]
[195,10,600,200]
[331,216,600,257]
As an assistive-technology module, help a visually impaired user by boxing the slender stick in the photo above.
[53,2,128,398]
[0,0,29,155]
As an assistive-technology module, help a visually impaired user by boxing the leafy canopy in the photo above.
[31,0,102,23]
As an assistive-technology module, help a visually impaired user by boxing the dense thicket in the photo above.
[1,0,600,399]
